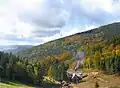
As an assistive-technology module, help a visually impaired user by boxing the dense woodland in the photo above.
[0,52,69,85]
[0,22,120,86]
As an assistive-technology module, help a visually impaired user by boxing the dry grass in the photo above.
[72,70,120,88]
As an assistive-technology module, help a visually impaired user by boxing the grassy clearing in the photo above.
[0,81,33,88]
[0,79,60,88]
[72,70,120,88]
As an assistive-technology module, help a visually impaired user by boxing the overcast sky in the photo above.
[0,0,120,45]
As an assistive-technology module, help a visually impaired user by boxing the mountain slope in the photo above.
[17,22,120,59]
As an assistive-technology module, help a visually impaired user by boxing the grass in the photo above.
[71,70,120,88]
[0,79,61,88]
[0,81,33,88]
[42,76,61,88]
[0,82,61,88]
[0,79,35,88]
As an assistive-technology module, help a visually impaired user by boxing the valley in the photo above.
[0,22,120,88]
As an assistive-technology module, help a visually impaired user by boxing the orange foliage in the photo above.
[116,50,120,55]
[55,52,72,61]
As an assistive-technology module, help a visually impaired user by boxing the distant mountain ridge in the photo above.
[17,22,120,59]
[0,45,33,54]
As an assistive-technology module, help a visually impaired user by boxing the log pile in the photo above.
[61,81,72,88]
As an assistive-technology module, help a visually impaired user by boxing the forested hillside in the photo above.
[1,22,120,87]
[18,22,120,60]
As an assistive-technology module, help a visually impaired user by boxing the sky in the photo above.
[0,0,120,45]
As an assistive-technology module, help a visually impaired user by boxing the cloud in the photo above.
[19,0,70,28]
[32,29,60,37]
[78,0,120,24]
[0,0,120,45]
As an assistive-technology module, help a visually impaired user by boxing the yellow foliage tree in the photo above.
[69,61,77,70]
[48,66,53,78]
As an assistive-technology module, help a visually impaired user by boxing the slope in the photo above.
[17,22,120,60]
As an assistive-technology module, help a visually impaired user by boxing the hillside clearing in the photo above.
[72,71,120,88]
